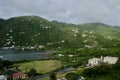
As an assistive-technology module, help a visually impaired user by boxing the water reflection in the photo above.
[0,50,56,61]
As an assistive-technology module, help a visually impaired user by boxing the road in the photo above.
[29,67,75,80]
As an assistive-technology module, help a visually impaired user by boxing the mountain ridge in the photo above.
[0,16,120,50]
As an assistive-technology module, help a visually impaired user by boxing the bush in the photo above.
[50,72,57,80]
[83,65,110,77]
[28,68,37,77]
[82,62,120,79]
[65,72,79,80]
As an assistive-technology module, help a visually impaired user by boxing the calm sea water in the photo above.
[0,49,56,61]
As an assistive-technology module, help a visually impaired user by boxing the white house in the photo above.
[87,56,119,67]
[0,75,7,80]
[68,55,74,57]
[103,56,118,64]
[87,58,101,66]
[58,54,64,57]
[77,76,85,80]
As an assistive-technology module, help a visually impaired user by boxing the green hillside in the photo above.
[79,23,120,39]
[0,16,67,50]
[0,18,5,30]
[0,16,120,50]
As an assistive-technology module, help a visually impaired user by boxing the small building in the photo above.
[0,75,7,80]
[68,55,74,57]
[13,72,27,80]
[58,54,64,57]
[103,56,118,64]
[87,58,101,66]
[80,76,85,80]
[87,56,119,67]
[77,76,85,80]
[5,70,27,80]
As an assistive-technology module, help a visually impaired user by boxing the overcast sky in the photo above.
[0,0,120,26]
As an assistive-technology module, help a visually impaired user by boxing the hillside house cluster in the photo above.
[57,54,74,57]
[87,56,119,67]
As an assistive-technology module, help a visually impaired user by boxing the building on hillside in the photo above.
[87,58,101,66]
[68,55,74,57]
[77,76,85,80]
[58,54,64,57]
[103,56,118,64]
[13,72,27,80]
[5,70,27,80]
[87,56,119,67]
[80,76,85,80]
[0,75,7,80]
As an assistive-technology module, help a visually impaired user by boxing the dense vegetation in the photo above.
[65,72,80,80]
[82,61,120,80]
[54,48,120,68]
[0,59,13,74]
[0,16,120,50]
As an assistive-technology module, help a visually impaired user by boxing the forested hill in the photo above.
[0,16,120,50]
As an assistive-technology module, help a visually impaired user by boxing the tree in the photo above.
[28,68,37,77]
[83,65,110,77]
[0,59,13,70]
[65,72,79,80]
[50,72,57,80]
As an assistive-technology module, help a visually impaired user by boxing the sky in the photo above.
[0,0,120,26]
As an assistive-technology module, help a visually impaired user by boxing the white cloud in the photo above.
[0,0,120,26]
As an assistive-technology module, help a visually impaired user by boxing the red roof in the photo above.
[13,72,25,77]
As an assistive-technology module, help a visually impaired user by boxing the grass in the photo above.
[76,67,85,75]
[57,71,76,79]
[17,60,62,73]
[56,67,85,79]
[97,26,120,39]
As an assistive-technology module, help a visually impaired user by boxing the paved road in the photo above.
[29,67,75,80]
[29,73,50,80]
[57,67,75,74]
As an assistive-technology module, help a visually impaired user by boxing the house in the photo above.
[0,75,7,80]
[13,72,27,80]
[5,70,27,80]
[58,54,64,57]
[87,58,101,66]
[68,55,74,57]
[77,76,85,80]
[103,56,118,64]
[87,56,119,67]
[80,76,85,80]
